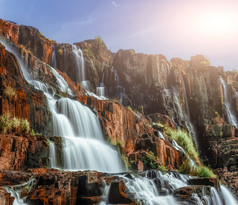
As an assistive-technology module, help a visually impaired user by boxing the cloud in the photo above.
[112,1,119,8]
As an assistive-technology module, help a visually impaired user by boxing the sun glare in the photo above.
[195,10,238,36]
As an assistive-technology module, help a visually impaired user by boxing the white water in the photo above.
[51,45,57,68]
[49,140,57,168]
[172,87,198,148]
[0,37,124,173]
[96,86,106,97]
[1,37,238,205]
[114,170,238,205]
[5,178,36,205]
[220,185,238,205]
[220,77,238,128]
[72,44,85,83]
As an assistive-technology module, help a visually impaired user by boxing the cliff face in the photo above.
[0,18,238,203]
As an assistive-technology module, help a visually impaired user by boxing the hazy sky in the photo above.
[1,0,238,70]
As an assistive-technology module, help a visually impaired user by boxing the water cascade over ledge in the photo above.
[0,37,124,173]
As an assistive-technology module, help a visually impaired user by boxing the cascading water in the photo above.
[172,86,198,148]
[0,37,124,173]
[72,44,85,83]
[96,71,106,98]
[1,37,238,205]
[5,177,36,205]
[107,170,238,205]
[220,77,238,128]
[51,45,57,68]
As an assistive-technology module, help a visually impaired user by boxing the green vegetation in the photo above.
[142,151,158,169]
[127,106,133,112]
[130,49,135,55]
[165,127,199,163]
[158,165,168,172]
[200,60,210,66]
[95,36,103,45]
[179,159,192,174]
[4,86,16,100]
[58,48,63,55]
[30,129,42,136]
[0,113,30,134]
[195,166,216,178]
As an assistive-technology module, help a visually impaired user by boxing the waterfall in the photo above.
[0,37,124,173]
[51,45,57,68]
[108,170,238,205]
[172,86,198,148]
[96,71,106,98]
[5,178,36,205]
[72,44,86,83]
[220,77,238,127]
[220,185,238,205]
[1,37,238,205]
[49,140,57,168]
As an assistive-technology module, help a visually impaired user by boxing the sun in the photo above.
[195,9,238,36]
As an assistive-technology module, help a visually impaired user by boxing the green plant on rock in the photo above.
[158,165,168,172]
[200,60,210,66]
[0,113,11,133]
[165,127,199,163]
[95,36,103,45]
[0,113,30,134]
[179,159,191,174]
[142,151,158,169]
[21,119,30,134]
[58,48,63,55]
[195,166,216,178]
[4,86,16,100]
[30,129,42,136]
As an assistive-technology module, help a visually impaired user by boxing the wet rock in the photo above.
[188,178,219,189]
[108,180,134,204]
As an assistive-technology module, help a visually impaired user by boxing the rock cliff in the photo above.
[0,18,237,203]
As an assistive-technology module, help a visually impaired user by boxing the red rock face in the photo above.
[78,96,182,171]
[0,19,19,44]
[0,43,51,135]
[0,135,49,170]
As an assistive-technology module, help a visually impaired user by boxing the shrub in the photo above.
[11,117,21,132]
[0,113,11,133]
[142,151,158,169]
[179,159,191,174]
[4,86,16,100]
[196,166,216,178]
[58,48,63,55]
[158,165,168,172]
[0,113,30,134]
[165,128,199,162]
[95,36,103,45]
[21,119,30,134]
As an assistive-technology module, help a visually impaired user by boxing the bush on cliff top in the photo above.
[0,113,30,134]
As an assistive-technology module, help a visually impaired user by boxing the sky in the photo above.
[0,0,238,70]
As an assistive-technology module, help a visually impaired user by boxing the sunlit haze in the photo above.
[0,0,238,70]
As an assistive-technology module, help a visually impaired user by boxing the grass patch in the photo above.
[195,166,216,178]
[142,151,158,169]
[0,113,30,134]
[165,127,199,163]
[4,86,16,100]
[179,159,192,174]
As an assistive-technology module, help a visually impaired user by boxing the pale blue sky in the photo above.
[1,0,238,70]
